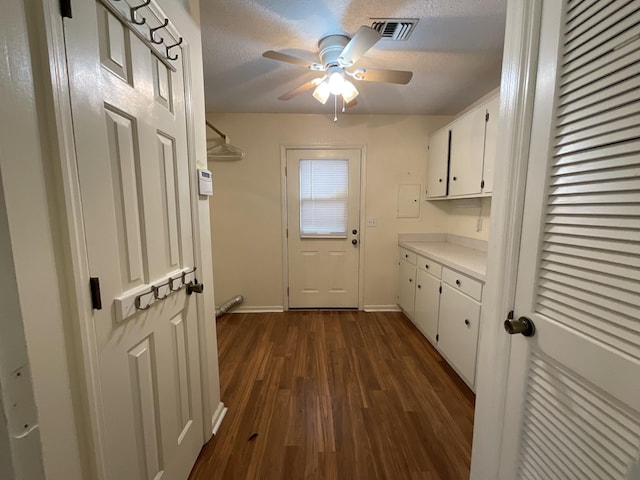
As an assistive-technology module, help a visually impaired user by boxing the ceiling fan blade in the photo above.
[278,77,325,101]
[263,50,322,70]
[352,68,413,85]
[338,26,381,66]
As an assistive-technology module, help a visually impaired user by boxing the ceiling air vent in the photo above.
[370,19,418,41]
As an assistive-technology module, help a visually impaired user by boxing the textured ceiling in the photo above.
[200,0,507,115]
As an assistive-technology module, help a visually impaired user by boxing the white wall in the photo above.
[441,197,492,241]
[207,113,453,309]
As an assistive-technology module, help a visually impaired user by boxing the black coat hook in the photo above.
[150,18,169,44]
[166,37,183,61]
[130,0,151,25]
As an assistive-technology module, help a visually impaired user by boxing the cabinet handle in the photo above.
[425,264,429,269]
[453,176,457,181]
[455,279,461,287]
[417,284,422,289]
[438,178,442,183]
[464,319,470,326]
[405,254,409,258]
[409,278,413,283]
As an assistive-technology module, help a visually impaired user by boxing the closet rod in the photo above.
[205,120,227,139]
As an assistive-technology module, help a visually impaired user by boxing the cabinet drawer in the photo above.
[417,256,442,278]
[399,247,417,265]
[442,267,483,301]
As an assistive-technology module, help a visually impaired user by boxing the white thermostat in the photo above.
[198,169,213,196]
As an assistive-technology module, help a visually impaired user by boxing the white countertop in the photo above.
[399,240,488,282]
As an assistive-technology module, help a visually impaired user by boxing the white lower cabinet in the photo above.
[438,283,481,386]
[398,247,484,390]
[414,268,440,344]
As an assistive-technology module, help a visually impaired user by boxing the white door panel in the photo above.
[499,1,640,478]
[287,149,361,308]
[65,1,203,478]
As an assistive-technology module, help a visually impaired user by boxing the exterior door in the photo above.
[64,1,203,478]
[286,149,361,308]
[498,1,640,478]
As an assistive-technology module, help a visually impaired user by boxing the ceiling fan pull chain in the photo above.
[334,95,338,122]
[342,97,346,113]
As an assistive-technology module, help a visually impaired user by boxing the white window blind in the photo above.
[299,159,349,237]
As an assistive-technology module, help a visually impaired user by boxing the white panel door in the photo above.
[287,149,361,308]
[499,1,640,478]
[64,2,203,479]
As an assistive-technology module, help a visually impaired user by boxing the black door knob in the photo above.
[352,229,358,235]
[504,315,535,337]
[352,239,358,245]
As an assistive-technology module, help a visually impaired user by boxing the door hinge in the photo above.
[507,310,514,320]
[481,179,485,189]
[439,285,442,294]
[485,111,490,122]
[284,166,287,176]
[60,0,72,18]
[90,277,102,310]
[286,228,288,238]
[287,287,289,297]
[436,334,439,342]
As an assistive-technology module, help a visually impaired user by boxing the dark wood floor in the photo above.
[189,310,475,480]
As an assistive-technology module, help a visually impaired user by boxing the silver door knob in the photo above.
[504,315,535,337]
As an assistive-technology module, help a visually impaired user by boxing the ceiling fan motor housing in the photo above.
[318,34,350,68]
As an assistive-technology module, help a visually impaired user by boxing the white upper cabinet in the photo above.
[449,105,486,197]
[426,93,499,199]
[481,95,499,194]
[426,127,450,198]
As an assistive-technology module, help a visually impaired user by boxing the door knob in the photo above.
[352,229,358,235]
[504,313,535,337]
[186,279,204,295]
[352,239,358,245]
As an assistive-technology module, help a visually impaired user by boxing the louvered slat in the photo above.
[518,354,640,480]
[552,155,640,179]
[543,242,640,268]
[553,139,640,166]
[556,88,638,128]
[566,0,613,26]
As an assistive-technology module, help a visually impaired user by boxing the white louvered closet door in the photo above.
[498,1,640,479]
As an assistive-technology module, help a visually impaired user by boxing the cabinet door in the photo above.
[438,284,481,386]
[398,259,416,317]
[426,127,449,198]
[449,105,486,197]
[414,269,440,343]
[482,95,500,194]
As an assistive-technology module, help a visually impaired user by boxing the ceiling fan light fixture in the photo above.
[328,71,345,95]
[312,81,331,104]
[341,80,359,103]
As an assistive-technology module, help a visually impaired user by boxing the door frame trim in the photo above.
[36,1,216,478]
[280,145,367,311]
[470,1,542,479]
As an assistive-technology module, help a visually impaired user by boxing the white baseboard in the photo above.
[363,305,402,312]
[230,306,284,313]
[210,402,227,436]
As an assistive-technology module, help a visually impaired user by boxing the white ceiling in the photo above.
[200,0,507,115]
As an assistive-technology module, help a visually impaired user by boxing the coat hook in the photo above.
[130,0,151,25]
[166,37,183,61]
[149,18,169,44]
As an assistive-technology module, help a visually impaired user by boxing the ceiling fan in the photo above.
[263,26,413,107]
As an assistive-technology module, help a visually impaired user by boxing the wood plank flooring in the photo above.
[189,310,475,480]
